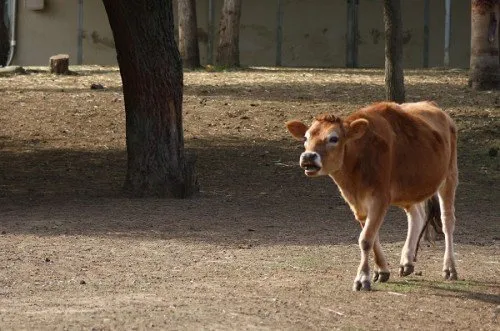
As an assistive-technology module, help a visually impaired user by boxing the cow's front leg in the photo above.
[372,234,390,283]
[399,203,426,277]
[357,223,390,283]
[353,202,388,291]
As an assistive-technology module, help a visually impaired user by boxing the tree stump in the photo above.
[49,54,69,74]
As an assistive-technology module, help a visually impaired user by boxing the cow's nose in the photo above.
[301,152,318,162]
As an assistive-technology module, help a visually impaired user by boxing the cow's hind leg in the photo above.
[399,203,427,277]
[438,176,458,280]
[353,201,388,291]
[372,234,390,283]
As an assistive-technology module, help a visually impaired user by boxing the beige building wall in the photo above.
[450,0,471,68]
[14,0,78,66]
[281,0,346,67]
[11,0,472,68]
[81,0,115,65]
[357,0,470,68]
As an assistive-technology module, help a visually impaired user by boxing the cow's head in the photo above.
[286,114,368,176]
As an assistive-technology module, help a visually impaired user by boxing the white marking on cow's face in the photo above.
[303,131,311,148]
[299,151,323,176]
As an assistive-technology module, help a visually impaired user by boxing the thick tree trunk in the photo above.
[383,0,405,103]
[178,0,200,69]
[102,0,197,198]
[0,1,10,66]
[216,0,242,67]
[470,0,500,90]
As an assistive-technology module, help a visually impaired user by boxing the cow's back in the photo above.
[356,102,455,205]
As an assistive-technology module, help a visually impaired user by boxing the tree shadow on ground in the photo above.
[0,133,498,247]
[9,70,495,110]
[183,81,495,109]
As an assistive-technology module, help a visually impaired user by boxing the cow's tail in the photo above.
[415,194,443,260]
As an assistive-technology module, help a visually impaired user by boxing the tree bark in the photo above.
[0,0,10,66]
[102,0,197,198]
[383,0,405,103]
[178,0,201,69]
[216,0,242,67]
[470,0,500,90]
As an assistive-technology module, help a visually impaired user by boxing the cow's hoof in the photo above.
[373,271,390,283]
[399,264,414,277]
[353,280,371,291]
[443,269,458,280]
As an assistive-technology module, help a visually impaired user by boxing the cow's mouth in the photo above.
[301,164,321,176]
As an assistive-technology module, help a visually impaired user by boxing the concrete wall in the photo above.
[81,0,115,65]
[280,0,346,67]
[357,0,470,68]
[15,0,78,66]
[11,0,472,68]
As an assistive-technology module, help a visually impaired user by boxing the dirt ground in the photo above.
[0,66,499,330]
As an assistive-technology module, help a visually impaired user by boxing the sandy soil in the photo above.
[0,67,498,330]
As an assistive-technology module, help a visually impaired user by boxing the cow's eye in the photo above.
[329,136,339,144]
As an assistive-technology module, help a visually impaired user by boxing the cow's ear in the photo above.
[286,120,308,141]
[347,118,368,140]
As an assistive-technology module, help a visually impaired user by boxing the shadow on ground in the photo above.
[0,133,498,247]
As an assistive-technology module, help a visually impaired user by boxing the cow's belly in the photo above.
[390,179,442,206]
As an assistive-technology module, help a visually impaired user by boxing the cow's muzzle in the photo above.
[299,152,322,176]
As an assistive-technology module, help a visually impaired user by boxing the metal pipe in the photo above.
[346,0,354,67]
[423,0,430,68]
[6,0,17,66]
[346,0,358,68]
[352,0,358,67]
[275,0,283,66]
[77,0,83,65]
[207,0,215,64]
[444,0,451,67]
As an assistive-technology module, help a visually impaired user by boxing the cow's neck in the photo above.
[329,144,368,213]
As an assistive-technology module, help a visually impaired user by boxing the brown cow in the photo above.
[286,101,458,291]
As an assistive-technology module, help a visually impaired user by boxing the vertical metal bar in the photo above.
[77,0,83,65]
[346,0,354,67]
[352,0,358,68]
[276,0,283,66]
[423,0,430,68]
[346,0,358,68]
[444,0,451,67]
[207,0,215,64]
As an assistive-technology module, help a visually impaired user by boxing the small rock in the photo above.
[1,230,6,235]
[45,257,51,263]
[80,280,86,285]
[90,83,104,90]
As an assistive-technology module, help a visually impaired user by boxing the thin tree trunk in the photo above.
[470,0,500,90]
[383,0,405,103]
[102,0,197,198]
[216,0,242,67]
[178,0,201,69]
